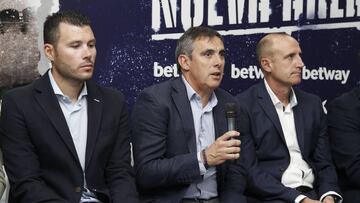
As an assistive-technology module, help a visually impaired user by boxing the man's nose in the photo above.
[297,55,304,68]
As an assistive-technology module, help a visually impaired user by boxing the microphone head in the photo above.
[225,103,237,118]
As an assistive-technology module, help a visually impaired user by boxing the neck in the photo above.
[183,75,213,107]
[265,78,291,106]
[51,70,84,103]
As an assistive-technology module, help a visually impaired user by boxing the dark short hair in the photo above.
[43,10,91,46]
[175,26,223,70]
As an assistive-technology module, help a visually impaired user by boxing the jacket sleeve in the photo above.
[0,93,69,203]
[105,92,139,203]
[0,149,6,197]
[131,90,201,189]
[328,96,360,187]
[311,98,340,196]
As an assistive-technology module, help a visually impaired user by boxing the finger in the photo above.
[226,146,240,154]
[224,139,241,147]
[218,131,240,141]
[226,153,240,160]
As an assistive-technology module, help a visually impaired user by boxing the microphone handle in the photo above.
[227,117,236,131]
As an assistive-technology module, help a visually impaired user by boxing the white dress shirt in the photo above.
[264,80,341,203]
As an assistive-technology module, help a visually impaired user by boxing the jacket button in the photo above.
[75,187,81,193]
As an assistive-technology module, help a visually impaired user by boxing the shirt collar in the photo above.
[264,79,297,108]
[48,69,88,100]
[181,75,218,108]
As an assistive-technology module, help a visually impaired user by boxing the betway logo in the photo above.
[153,62,350,84]
[231,64,350,84]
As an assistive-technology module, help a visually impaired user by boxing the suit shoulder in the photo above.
[215,88,235,100]
[235,83,260,103]
[329,87,360,108]
[141,79,173,95]
[94,84,126,102]
[213,88,238,109]
[136,79,176,105]
[1,82,36,100]
[294,88,321,102]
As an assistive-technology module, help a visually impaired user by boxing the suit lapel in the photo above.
[355,87,360,101]
[34,72,80,164]
[171,78,197,153]
[256,82,286,144]
[85,81,103,169]
[293,101,305,152]
[213,90,227,139]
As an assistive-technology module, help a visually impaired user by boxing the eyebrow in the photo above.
[68,38,96,44]
[201,48,225,54]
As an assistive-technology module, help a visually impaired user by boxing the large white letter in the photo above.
[152,0,177,31]
[248,0,258,23]
[228,0,245,24]
[152,0,161,31]
[208,0,223,26]
[283,0,292,21]
[193,0,204,26]
[181,0,204,30]
[330,0,344,18]
[346,0,355,17]
[293,0,303,20]
[307,0,316,19]
[182,0,204,30]
[318,0,327,19]
[346,0,359,17]
[259,0,270,22]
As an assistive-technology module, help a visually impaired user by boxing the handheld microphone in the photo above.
[225,103,237,131]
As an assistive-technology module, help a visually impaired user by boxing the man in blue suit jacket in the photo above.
[328,86,360,203]
[236,33,341,203]
[131,27,247,203]
[0,11,138,203]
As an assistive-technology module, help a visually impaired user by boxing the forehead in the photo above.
[57,22,94,42]
[272,36,301,55]
[274,36,300,49]
[192,36,224,50]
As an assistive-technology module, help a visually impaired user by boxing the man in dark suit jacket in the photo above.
[0,11,138,203]
[328,86,360,203]
[236,33,341,203]
[131,26,247,203]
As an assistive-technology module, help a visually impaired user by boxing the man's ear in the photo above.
[178,54,191,72]
[44,43,55,62]
[261,57,272,73]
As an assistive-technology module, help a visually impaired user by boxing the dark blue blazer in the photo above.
[131,77,247,203]
[328,87,360,203]
[236,81,340,202]
[0,72,138,203]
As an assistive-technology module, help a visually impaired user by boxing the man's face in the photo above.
[267,36,304,87]
[183,36,225,94]
[48,22,96,83]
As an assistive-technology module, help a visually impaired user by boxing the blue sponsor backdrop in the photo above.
[60,0,360,110]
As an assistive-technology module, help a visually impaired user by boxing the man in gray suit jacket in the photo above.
[131,26,247,203]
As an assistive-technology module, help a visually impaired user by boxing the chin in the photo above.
[79,73,93,81]
[291,79,302,85]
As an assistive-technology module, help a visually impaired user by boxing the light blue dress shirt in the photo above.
[49,71,101,203]
[182,76,218,199]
